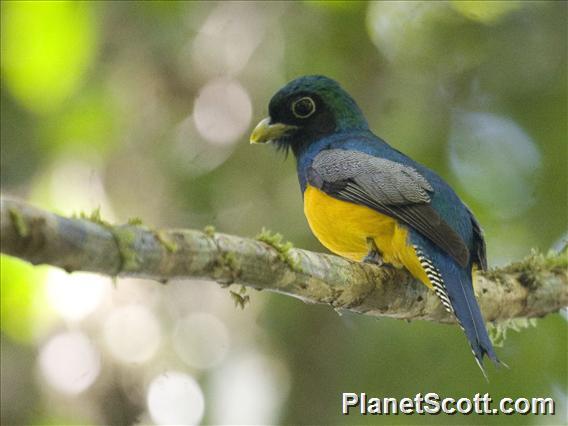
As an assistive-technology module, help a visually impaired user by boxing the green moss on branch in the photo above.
[256,227,302,272]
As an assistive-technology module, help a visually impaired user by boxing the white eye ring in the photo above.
[292,96,316,119]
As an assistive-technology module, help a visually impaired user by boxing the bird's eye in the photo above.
[292,97,316,119]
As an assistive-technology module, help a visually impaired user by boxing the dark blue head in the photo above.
[250,75,368,156]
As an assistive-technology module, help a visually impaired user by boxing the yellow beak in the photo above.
[250,117,297,144]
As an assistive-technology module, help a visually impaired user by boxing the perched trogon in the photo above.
[250,75,501,375]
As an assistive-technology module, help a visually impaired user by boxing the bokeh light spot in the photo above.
[173,313,229,369]
[193,79,252,146]
[1,1,97,113]
[449,111,541,219]
[191,3,267,75]
[44,158,115,219]
[210,353,290,425]
[1,255,48,343]
[366,2,485,73]
[367,2,443,63]
[39,331,100,395]
[103,305,161,364]
[45,269,110,322]
[147,371,204,426]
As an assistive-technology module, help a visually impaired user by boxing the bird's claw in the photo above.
[363,237,384,265]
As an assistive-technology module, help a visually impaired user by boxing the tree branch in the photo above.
[1,197,566,324]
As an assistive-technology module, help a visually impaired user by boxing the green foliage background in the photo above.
[1,1,566,425]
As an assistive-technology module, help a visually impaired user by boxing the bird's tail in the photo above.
[414,248,500,377]
[442,262,501,377]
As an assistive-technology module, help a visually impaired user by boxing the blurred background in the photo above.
[1,1,566,425]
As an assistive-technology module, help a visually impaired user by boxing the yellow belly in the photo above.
[304,185,432,288]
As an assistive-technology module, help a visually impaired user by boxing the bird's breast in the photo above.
[303,185,432,288]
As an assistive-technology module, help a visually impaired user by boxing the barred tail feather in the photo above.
[414,247,500,375]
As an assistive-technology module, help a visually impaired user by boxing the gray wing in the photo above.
[308,149,470,267]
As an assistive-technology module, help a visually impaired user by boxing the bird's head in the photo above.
[250,75,368,156]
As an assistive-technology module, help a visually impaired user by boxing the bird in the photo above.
[250,75,500,376]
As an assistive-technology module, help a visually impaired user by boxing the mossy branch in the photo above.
[1,197,567,324]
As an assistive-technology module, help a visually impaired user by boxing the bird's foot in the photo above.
[363,237,384,265]
[363,251,383,265]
